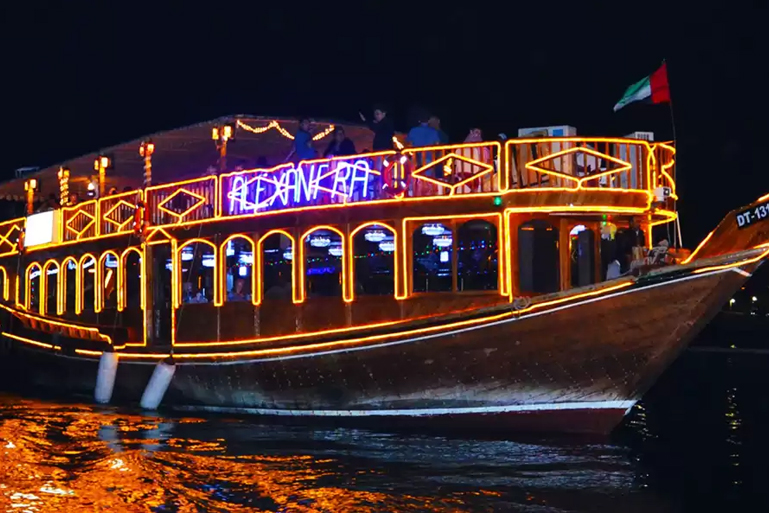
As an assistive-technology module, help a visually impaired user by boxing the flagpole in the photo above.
[663,59,683,249]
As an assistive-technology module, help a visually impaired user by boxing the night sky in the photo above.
[1,1,767,244]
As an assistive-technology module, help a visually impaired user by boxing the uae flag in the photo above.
[613,62,671,112]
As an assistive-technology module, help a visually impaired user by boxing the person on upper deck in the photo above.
[428,115,449,144]
[359,105,394,151]
[406,113,441,148]
[323,127,357,158]
[285,118,318,162]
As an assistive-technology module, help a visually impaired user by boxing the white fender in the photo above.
[94,351,119,404]
[140,359,176,410]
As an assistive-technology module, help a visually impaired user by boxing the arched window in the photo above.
[178,240,216,305]
[121,248,142,310]
[79,255,97,313]
[570,225,596,286]
[222,236,255,303]
[0,266,7,302]
[518,220,559,294]
[25,263,42,312]
[457,220,498,291]
[352,224,396,297]
[62,257,77,315]
[99,252,119,311]
[412,222,453,293]
[259,231,294,303]
[43,261,59,315]
[303,228,344,298]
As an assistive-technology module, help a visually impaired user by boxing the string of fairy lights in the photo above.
[236,120,336,141]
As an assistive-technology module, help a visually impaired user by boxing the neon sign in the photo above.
[225,159,378,215]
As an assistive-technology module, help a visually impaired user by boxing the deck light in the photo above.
[58,167,70,206]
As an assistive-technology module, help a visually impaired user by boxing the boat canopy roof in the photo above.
[0,115,376,197]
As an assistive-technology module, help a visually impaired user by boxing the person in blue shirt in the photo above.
[406,115,441,173]
[428,115,449,144]
[285,118,318,162]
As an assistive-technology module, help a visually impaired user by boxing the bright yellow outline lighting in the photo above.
[219,234,258,307]
[63,201,97,240]
[348,222,400,301]
[77,253,97,315]
[24,262,42,312]
[175,238,219,308]
[254,229,298,306]
[298,225,351,303]
[41,259,60,316]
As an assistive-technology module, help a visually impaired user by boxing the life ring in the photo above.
[382,152,410,197]
[17,228,25,252]
[133,201,148,236]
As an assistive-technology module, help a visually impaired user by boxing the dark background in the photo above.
[1,1,767,245]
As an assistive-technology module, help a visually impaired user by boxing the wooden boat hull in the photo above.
[0,261,756,435]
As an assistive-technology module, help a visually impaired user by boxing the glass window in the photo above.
[413,223,453,293]
[304,229,343,298]
[44,263,59,315]
[63,259,77,315]
[353,224,395,296]
[81,256,96,312]
[123,250,142,309]
[261,233,293,302]
[26,264,42,311]
[224,238,254,302]
[179,242,215,304]
[458,220,498,291]
[101,253,119,309]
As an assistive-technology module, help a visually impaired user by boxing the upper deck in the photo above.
[1,134,676,257]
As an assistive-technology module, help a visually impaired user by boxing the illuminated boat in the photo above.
[0,116,767,434]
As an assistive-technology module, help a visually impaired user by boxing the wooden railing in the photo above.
[3,138,675,244]
[505,138,653,191]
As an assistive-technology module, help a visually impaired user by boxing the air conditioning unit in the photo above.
[625,131,654,141]
[517,125,577,137]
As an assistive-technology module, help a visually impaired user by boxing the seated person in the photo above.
[228,278,250,302]
[324,127,356,157]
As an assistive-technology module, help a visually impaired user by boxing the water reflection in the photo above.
[0,395,663,512]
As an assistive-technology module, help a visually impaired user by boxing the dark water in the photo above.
[3,329,769,511]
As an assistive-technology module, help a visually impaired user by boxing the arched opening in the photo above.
[25,263,42,312]
[63,257,77,315]
[518,220,559,294]
[99,252,119,311]
[178,240,216,304]
[0,267,7,302]
[121,248,142,310]
[80,255,97,313]
[351,224,396,297]
[457,220,498,291]
[223,236,255,303]
[412,222,453,293]
[570,225,596,287]
[43,261,59,315]
[259,232,294,303]
[303,228,344,298]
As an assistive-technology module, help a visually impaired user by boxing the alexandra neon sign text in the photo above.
[225,159,378,215]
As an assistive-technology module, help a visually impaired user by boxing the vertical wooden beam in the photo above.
[559,218,571,291]
[451,219,459,292]
[508,213,520,298]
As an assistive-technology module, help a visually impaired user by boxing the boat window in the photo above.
[304,229,343,298]
[570,225,596,287]
[458,220,498,291]
[63,258,77,315]
[179,242,216,304]
[123,250,142,310]
[44,262,59,315]
[518,220,559,294]
[413,223,453,293]
[353,224,395,296]
[100,253,119,310]
[26,263,42,312]
[224,237,254,303]
[0,267,6,302]
[81,256,97,312]
[261,232,293,302]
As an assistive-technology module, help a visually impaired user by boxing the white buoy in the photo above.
[94,351,119,404]
[140,359,176,410]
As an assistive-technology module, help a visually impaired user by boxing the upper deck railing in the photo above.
[7,137,675,253]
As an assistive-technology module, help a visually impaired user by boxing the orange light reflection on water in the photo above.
[0,397,474,512]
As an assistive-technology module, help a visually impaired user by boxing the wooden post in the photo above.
[451,219,459,292]
[559,218,571,291]
[508,213,520,298]
[594,222,603,283]
[143,243,155,346]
